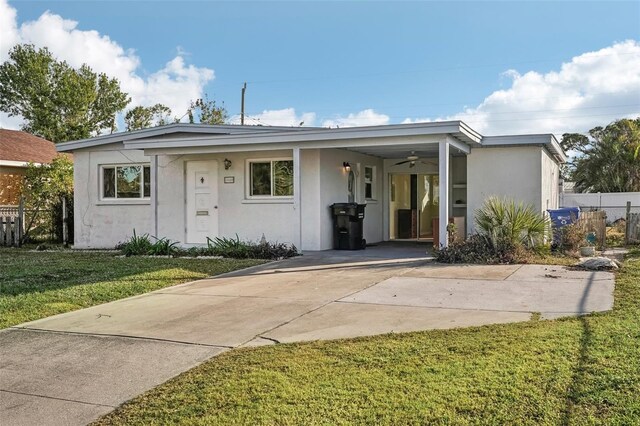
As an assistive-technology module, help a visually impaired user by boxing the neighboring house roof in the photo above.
[0,129,61,166]
[55,121,566,163]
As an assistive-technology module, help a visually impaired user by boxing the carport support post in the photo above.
[151,154,158,237]
[293,148,302,250]
[438,140,450,248]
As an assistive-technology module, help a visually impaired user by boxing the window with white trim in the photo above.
[248,159,293,198]
[101,164,150,199]
[364,166,376,200]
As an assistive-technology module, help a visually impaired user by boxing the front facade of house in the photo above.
[57,122,565,250]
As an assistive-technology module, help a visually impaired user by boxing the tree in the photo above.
[21,155,74,242]
[187,95,227,124]
[0,44,130,143]
[562,118,640,193]
[124,103,174,131]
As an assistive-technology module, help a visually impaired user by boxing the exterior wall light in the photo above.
[343,162,351,172]
[224,158,232,170]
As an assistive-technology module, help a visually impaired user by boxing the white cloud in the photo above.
[231,107,389,129]
[322,109,390,128]
[0,0,18,63]
[0,0,214,130]
[0,112,22,130]
[404,40,640,135]
[230,108,316,127]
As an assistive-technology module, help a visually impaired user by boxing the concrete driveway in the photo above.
[1,244,615,425]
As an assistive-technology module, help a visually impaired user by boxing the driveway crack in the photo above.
[0,389,115,408]
[257,336,281,344]
[240,276,387,345]
[503,264,524,280]
[9,327,233,349]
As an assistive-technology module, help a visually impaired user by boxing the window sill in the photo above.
[242,198,294,205]
[365,199,379,204]
[96,200,151,206]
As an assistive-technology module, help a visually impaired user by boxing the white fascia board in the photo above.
[458,121,483,144]
[0,160,43,167]
[126,122,475,151]
[55,123,318,152]
[548,135,568,163]
[141,134,447,156]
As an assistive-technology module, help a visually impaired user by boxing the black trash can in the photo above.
[330,203,366,250]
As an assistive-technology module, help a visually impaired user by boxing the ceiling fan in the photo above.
[394,151,436,168]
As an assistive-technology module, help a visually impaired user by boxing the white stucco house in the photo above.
[56,121,566,250]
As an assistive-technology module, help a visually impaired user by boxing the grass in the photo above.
[520,252,579,266]
[0,248,264,329]
[95,249,640,425]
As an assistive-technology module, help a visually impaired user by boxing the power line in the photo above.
[235,89,640,115]
[227,51,640,86]
[465,112,640,124]
[230,109,638,128]
[243,103,639,118]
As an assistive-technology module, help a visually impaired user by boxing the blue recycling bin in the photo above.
[548,207,580,244]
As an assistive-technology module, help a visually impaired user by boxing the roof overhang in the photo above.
[129,122,480,157]
[55,123,323,152]
[125,121,481,151]
[481,134,567,163]
[0,160,43,168]
[55,121,566,163]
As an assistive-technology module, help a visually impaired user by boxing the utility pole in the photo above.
[241,82,247,125]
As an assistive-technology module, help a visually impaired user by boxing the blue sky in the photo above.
[2,0,640,134]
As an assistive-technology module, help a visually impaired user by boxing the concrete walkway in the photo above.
[1,244,615,425]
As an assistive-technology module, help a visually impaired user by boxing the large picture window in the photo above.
[101,164,150,199]
[248,159,293,197]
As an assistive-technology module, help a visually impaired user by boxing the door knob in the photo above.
[214,205,218,209]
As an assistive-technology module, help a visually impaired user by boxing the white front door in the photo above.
[186,160,218,244]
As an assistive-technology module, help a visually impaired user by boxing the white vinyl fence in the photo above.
[560,192,640,223]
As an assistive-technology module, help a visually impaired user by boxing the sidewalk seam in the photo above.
[333,299,582,314]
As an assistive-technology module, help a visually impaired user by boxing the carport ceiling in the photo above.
[345,143,468,159]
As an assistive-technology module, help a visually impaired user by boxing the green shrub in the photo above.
[556,223,587,253]
[475,196,550,249]
[205,235,298,260]
[116,230,153,256]
[437,196,551,264]
[248,239,299,260]
[434,234,520,264]
[149,237,179,256]
[116,232,178,257]
[117,231,298,260]
[205,235,251,258]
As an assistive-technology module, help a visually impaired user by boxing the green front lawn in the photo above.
[0,249,264,329]
[96,249,640,425]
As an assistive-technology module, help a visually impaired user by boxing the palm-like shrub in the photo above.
[475,196,549,249]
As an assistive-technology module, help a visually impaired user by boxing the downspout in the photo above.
[293,148,302,250]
